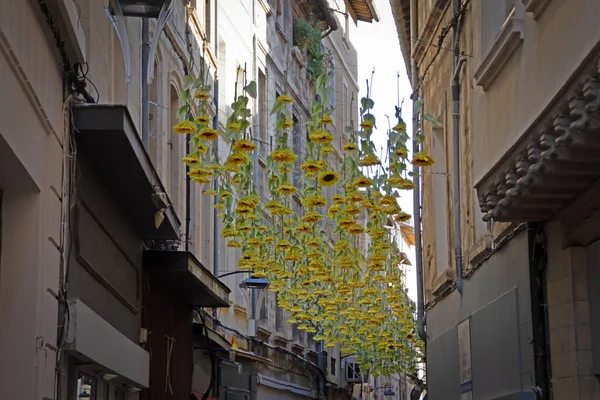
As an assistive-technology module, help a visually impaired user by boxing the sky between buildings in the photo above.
[353,0,418,302]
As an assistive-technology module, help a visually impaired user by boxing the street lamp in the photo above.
[238,276,269,341]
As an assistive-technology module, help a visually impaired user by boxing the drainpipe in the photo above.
[213,76,220,278]
[141,18,150,149]
[452,0,466,294]
[410,0,426,343]
[318,340,325,399]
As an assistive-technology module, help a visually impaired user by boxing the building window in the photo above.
[329,63,335,119]
[342,83,348,129]
[276,0,285,30]
[275,293,285,332]
[431,98,450,276]
[258,69,268,159]
[292,114,303,188]
[481,0,515,54]
[169,85,183,220]
[331,357,337,375]
[205,0,212,42]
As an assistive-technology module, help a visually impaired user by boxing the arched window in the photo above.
[168,84,184,220]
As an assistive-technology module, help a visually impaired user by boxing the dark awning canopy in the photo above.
[144,250,230,307]
[73,105,179,240]
[475,57,600,235]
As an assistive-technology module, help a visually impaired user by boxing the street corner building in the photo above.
[0,0,384,400]
[391,0,600,399]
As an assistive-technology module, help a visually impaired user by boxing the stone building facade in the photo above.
[392,0,600,398]
[0,0,377,399]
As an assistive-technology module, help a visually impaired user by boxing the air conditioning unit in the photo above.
[344,359,365,383]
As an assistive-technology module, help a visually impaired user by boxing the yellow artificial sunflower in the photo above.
[238,195,260,208]
[278,183,297,195]
[321,145,335,154]
[277,94,294,103]
[302,211,322,224]
[328,204,340,218]
[395,212,411,222]
[343,204,361,216]
[226,121,242,131]
[295,224,312,233]
[227,240,241,248]
[302,195,327,208]
[276,239,292,251]
[412,151,435,167]
[282,119,293,129]
[394,177,417,190]
[339,218,355,229]
[392,120,406,132]
[194,90,211,100]
[173,120,197,134]
[346,192,364,203]
[301,160,323,174]
[360,119,374,130]
[359,155,380,167]
[332,194,345,204]
[182,155,200,166]
[271,148,298,164]
[343,143,358,152]
[195,115,210,125]
[306,238,322,248]
[197,142,208,154]
[226,152,250,165]
[233,139,256,152]
[318,170,340,186]
[234,206,252,215]
[318,115,334,125]
[396,146,408,158]
[219,191,232,199]
[221,227,238,238]
[352,176,374,188]
[205,189,217,196]
[198,127,219,141]
[309,129,334,143]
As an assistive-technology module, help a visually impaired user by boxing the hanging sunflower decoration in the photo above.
[175,59,437,377]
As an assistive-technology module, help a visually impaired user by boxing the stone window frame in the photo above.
[523,0,551,20]
[473,1,524,90]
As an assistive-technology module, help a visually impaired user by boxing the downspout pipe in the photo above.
[452,0,467,295]
[142,18,150,149]
[410,0,426,343]
[213,76,220,278]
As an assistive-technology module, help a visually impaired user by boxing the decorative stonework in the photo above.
[476,58,600,222]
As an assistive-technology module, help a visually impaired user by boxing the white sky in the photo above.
[353,0,418,302]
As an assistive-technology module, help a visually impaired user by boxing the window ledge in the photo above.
[474,18,524,91]
[523,0,551,20]
[342,36,350,51]
[257,0,273,17]
[276,23,288,43]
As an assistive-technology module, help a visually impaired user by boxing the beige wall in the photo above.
[0,0,64,398]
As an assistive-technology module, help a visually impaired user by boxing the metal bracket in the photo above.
[147,0,173,84]
[105,0,173,83]
[106,0,132,82]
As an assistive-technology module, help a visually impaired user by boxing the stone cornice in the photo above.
[476,54,600,222]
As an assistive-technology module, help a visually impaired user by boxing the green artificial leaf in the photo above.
[416,133,425,143]
[176,104,190,119]
[408,171,421,177]
[180,88,191,103]
[414,98,424,113]
[361,97,375,111]
[424,112,443,128]
[183,75,194,90]
[271,101,284,115]
[244,81,257,99]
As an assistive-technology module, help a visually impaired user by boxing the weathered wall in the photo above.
[426,231,534,400]
[545,220,600,398]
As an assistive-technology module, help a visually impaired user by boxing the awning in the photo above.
[73,104,179,240]
[143,250,230,307]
